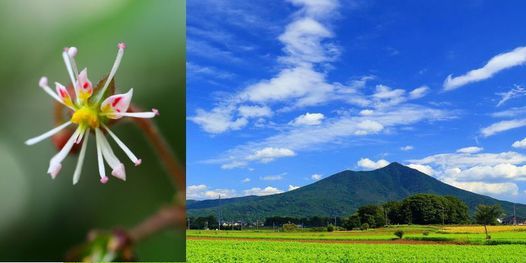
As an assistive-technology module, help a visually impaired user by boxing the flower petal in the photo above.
[38,77,75,110]
[95,128,126,181]
[100,89,133,119]
[55,82,74,108]
[77,68,93,101]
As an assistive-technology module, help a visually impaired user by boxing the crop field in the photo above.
[187,239,526,262]
[187,226,526,262]
[187,225,526,243]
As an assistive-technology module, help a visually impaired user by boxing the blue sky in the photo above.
[187,0,526,203]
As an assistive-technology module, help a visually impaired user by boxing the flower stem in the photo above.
[129,105,186,193]
[128,205,185,242]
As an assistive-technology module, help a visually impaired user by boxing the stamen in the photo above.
[100,177,109,184]
[104,111,157,119]
[76,127,86,144]
[39,77,75,110]
[94,43,126,103]
[25,121,72,145]
[73,128,89,185]
[62,50,80,103]
[67,47,78,57]
[102,124,141,165]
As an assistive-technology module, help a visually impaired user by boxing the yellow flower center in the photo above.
[71,106,100,128]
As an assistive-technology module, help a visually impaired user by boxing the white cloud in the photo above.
[409,85,429,99]
[444,179,519,196]
[408,150,526,200]
[288,0,340,17]
[211,105,450,169]
[242,178,251,183]
[512,138,526,149]
[311,174,322,180]
[278,17,336,65]
[401,145,414,151]
[189,106,248,134]
[290,112,325,126]
[354,120,384,135]
[238,105,272,118]
[247,147,296,163]
[496,85,526,107]
[372,85,406,108]
[409,150,526,182]
[407,164,434,175]
[359,109,374,116]
[288,185,300,191]
[481,119,526,137]
[492,106,526,118]
[357,158,390,170]
[189,0,359,133]
[243,186,283,196]
[187,184,238,200]
[221,161,247,170]
[409,151,526,170]
[187,62,234,80]
[456,146,483,154]
[240,66,335,107]
[261,173,286,181]
[444,46,526,90]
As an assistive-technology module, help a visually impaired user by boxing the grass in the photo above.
[187,225,526,244]
[187,239,526,262]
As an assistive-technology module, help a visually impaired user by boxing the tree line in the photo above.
[187,193,504,236]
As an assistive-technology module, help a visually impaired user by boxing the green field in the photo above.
[187,226,526,262]
[187,225,526,244]
[187,240,526,262]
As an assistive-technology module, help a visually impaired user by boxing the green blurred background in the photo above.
[0,0,185,261]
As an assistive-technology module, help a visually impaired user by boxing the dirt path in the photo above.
[187,236,468,245]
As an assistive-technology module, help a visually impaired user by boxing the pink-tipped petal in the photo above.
[55,83,73,107]
[118,42,127,49]
[152,108,159,116]
[100,89,133,119]
[48,163,62,179]
[111,163,126,181]
[100,177,109,184]
[77,68,93,98]
[67,47,78,57]
[134,159,142,166]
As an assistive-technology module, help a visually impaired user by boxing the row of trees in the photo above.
[343,194,471,229]
[342,194,470,229]
[264,216,342,228]
[188,194,504,238]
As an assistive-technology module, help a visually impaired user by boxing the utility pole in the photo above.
[513,203,517,225]
[441,205,445,225]
[218,194,221,230]
[187,217,190,230]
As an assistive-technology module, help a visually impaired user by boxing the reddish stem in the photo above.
[129,105,186,193]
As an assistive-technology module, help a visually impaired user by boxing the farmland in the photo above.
[186,225,526,262]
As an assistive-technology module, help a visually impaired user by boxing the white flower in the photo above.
[26,43,158,185]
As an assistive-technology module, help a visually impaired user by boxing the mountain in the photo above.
[187,162,526,220]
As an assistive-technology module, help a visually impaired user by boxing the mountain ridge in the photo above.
[188,162,526,220]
